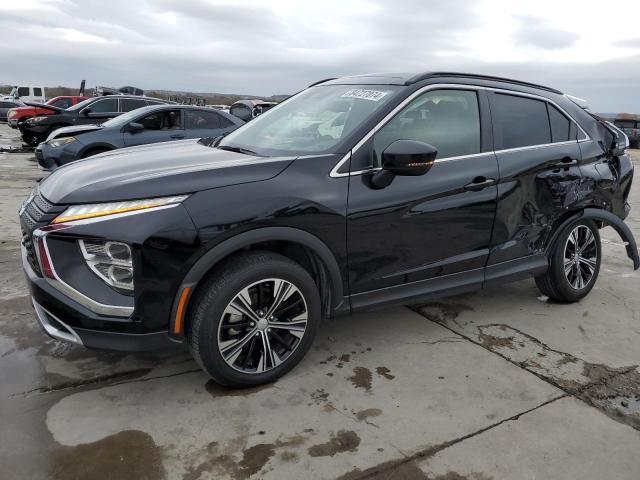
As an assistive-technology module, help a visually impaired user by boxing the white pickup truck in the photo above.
[1,85,46,103]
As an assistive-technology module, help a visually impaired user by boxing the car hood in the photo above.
[39,139,295,204]
[47,124,104,141]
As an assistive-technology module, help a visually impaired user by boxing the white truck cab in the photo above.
[2,86,46,103]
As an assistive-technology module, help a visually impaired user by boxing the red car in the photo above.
[6,96,87,128]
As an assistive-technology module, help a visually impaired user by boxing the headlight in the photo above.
[7,110,16,118]
[52,195,189,224]
[79,240,134,293]
[29,116,47,123]
[48,136,76,148]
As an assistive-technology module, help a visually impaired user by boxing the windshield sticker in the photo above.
[341,89,390,102]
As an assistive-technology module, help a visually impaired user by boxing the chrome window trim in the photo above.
[33,229,134,317]
[329,83,591,178]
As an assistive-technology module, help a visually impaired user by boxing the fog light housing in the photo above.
[79,239,134,294]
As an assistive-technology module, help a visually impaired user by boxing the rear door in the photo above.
[123,109,184,147]
[120,98,147,113]
[346,87,499,305]
[486,91,583,277]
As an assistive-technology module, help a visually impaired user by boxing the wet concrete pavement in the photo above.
[1,122,639,479]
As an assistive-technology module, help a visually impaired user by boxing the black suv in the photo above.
[19,95,173,146]
[20,72,638,387]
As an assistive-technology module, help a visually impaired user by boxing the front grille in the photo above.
[22,228,40,274]
[19,188,65,276]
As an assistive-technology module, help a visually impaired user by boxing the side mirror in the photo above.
[371,140,437,188]
[82,108,91,116]
[128,122,144,133]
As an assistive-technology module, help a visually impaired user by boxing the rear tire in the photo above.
[187,251,321,388]
[535,220,601,302]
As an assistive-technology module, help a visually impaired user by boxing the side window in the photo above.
[145,100,166,106]
[51,98,72,109]
[18,87,29,97]
[493,94,550,149]
[138,110,182,130]
[89,98,118,113]
[120,99,147,112]
[373,89,481,165]
[185,110,223,129]
[33,87,43,96]
[548,104,572,142]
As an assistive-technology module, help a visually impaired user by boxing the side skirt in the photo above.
[349,268,484,313]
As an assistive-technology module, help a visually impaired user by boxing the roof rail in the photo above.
[308,78,337,87]
[405,72,562,94]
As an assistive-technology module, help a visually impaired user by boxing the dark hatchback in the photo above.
[35,105,244,170]
[20,72,638,388]
[19,95,173,146]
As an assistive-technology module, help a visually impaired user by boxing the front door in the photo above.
[124,109,184,147]
[346,87,499,308]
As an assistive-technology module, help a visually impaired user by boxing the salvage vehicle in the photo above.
[229,99,277,122]
[35,105,244,170]
[0,99,24,122]
[613,117,639,149]
[20,72,638,387]
[2,85,46,103]
[19,95,172,146]
[6,96,88,128]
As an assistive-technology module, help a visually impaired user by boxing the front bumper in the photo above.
[8,119,18,128]
[23,245,178,352]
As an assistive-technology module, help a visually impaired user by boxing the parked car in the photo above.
[613,117,639,148]
[0,99,25,122]
[19,95,173,146]
[35,105,244,170]
[229,99,277,121]
[6,96,88,128]
[1,85,46,103]
[20,72,638,387]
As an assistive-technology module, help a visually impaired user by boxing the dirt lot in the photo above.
[1,123,639,479]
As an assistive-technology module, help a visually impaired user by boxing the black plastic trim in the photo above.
[169,227,346,336]
[350,268,484,312]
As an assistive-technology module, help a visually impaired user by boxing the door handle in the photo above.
[464,176,496,191]
[170,134,185,139]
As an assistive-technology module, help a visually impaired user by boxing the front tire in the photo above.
[187,251,321,387]
[535,220,601,302]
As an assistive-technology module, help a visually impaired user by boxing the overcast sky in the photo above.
[2,0,639,111]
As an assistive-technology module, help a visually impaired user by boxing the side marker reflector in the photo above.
[174,287,190,334]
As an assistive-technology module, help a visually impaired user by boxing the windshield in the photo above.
[66,97,97,111]
[219,84,402,156]
[9,87,17,97]
[102,106,154,128]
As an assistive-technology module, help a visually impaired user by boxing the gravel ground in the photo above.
[1,123,639,479]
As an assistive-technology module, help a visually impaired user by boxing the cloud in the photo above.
[513,15,579,50]
[0,0,638,111]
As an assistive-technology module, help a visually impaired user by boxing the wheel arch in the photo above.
[79,143,115,158]
[169,227,347,338]
[546,208,639,270]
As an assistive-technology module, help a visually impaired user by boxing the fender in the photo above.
[169,227,345,337]
[547,208,639,270]
[78,143,115,157]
